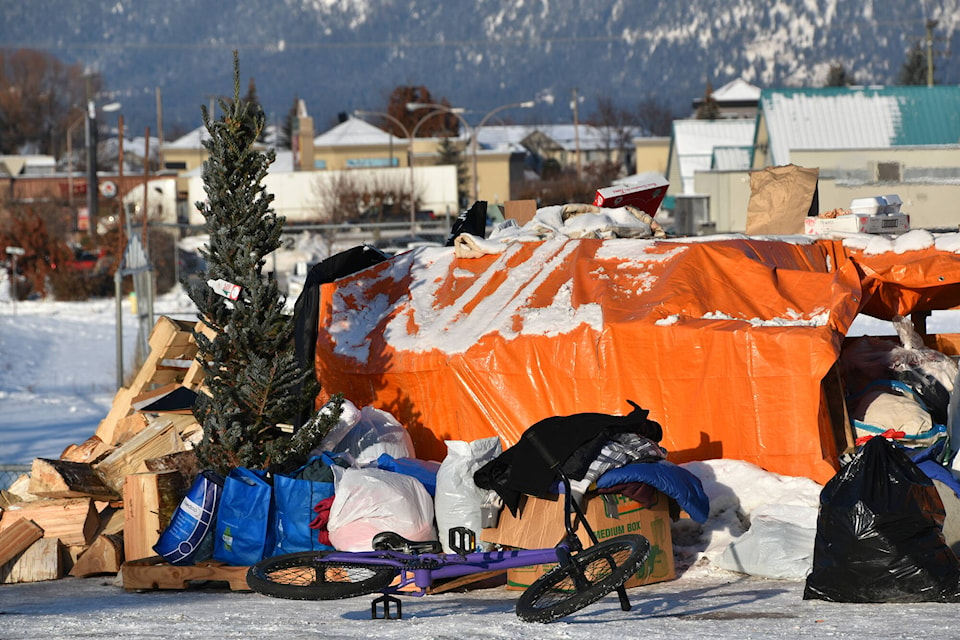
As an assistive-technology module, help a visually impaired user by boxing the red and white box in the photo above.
[594,175,670,216]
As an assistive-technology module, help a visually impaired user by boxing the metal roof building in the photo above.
[757,86,960,166]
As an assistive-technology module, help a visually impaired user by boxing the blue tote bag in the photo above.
[271,456,336,555]
[213,467,274,566]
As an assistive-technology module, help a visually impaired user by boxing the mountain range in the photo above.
[3,0,959,139]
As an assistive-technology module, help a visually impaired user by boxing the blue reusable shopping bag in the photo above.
[271,457,335,555]
[154,470,224,565]
[213,467,274,566]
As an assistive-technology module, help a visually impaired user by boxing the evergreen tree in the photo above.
[825,63,855,87]
[898,43,931,86]
[436,136,469,209]
[277,95,299,150]
[188,52,326,475]
[695,81,721,120]
[244,77,267,142]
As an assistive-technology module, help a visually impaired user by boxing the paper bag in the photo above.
[745,164,819,235]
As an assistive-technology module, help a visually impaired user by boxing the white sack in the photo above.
[327,467,436,552]
[317,401,415,464]
[434,437,502,553]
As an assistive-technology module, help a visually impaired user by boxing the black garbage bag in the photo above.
[445,201,487,246]
[804,436,960,602]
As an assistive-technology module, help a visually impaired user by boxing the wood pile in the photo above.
[0,316,208,584]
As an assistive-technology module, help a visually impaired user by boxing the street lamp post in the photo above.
[352,109,460,235]
[85,100,98,235]
[407,100,535,205]
[83,100,121,235]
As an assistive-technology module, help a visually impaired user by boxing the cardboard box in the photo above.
[503,199,538,225]
[480,492,675,590]
[593,176,669,215]
[804,212,910,235]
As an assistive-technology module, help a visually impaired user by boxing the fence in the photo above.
[0,464,30,492]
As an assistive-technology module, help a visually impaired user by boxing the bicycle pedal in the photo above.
[448,526,476,555]
[371,594,402,620]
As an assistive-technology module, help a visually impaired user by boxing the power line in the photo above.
[1,18,946,53]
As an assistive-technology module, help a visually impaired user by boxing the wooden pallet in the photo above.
[122,556,250,592]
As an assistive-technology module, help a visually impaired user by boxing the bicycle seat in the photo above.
[372,532,443,554]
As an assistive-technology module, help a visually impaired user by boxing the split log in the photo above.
[144,450,200,484]
[94,416,185,494]
[28,458,118,500]
[60,435,113,464]
[95,505,126,536]
[69,533,124,577]
[93,386,139,446]
[96,408,149,448]
[0,498,99,546]
[0,537,64,583]
[0,518,44,566]
[5,474,39,503]
[123,471,186,562]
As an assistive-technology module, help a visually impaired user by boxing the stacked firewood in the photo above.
[0,316,208,583]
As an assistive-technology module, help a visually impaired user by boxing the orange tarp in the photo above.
[314,234,960,484]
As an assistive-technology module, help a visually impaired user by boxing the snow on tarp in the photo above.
[314,230,960,484]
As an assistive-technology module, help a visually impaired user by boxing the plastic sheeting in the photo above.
[313,234,960,484]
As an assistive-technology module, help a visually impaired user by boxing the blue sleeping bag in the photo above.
[596,460,710,523]
[375,453,441,496]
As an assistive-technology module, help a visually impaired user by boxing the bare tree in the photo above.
[312,169,424,250]
[634,96,676,137]
[587,95,639,176]
[385,86,460,138]
[0,49,94,156]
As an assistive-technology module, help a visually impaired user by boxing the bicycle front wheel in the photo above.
[516,534,650,623]
[246,551,399,601]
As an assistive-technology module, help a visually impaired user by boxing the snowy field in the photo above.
[3,277,960,638]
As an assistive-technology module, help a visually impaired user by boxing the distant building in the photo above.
[691,78,762,120]
[690,85,960,233]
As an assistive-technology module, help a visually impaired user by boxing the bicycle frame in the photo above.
[312,544,574,596]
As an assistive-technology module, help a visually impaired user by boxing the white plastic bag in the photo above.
[316,401,415,464]
[434,437,502,553]
[327,467,436,552]
[717,503,818,580]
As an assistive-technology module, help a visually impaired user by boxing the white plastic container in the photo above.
[849,194,902,215]
[849,196,885,215]
[881,194,902,214]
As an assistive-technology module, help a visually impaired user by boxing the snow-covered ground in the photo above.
[2,278,960,638]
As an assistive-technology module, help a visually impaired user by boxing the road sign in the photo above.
[5,246,25,256]
[99,180,118,199]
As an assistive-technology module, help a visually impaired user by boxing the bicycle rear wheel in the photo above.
[515,534,650,623]
[246,551,399,601]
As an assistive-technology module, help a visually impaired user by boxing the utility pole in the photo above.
[925,19,938,87]
[155,87,164,171]
[572,88,582,181]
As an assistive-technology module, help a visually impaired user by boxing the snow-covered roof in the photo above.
[671,119,756,194]
[712,146,753,171]
[313,117,402,147]
[476,125,534,153]
[527,124,643,152]
[164,126,210,150]
[760,86,960,166]
[712,78,762,103]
